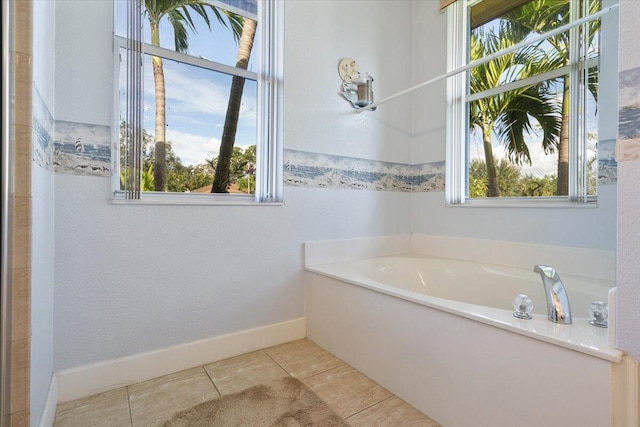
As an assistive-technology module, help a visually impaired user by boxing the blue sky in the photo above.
[116,0,258,166]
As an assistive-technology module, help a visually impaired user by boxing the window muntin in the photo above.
[114,0,257,71]
[447,0,602,203]
[113,0,281,202]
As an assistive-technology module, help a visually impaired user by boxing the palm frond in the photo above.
[144,0,244,50]
[495,86,561,164]
[183,3,210,29]
[470,13,563,166]
[223,9,245,43]
[168,10,189,52]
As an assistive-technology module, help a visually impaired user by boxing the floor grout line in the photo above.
[296,359,348,380]
[344,394,395,420]
[53,339,439,427]
[125,386,134,427]
[298,364,345,381]
[202,364,223,397]
[262,348,295,377]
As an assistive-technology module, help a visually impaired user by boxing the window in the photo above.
[113,0,282,203]
[446,0,610,204]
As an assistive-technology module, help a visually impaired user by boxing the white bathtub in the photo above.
[305,237,630,427]
[308,255,619,359]
[324,254,614,316]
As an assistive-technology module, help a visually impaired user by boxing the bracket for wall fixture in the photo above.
[337,58,376,111]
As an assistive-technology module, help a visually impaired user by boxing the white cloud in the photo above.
[166,129,221,166]
[493,143,557,177]
[121,53,259,164]
[164,68,231,116]
[142,58,258,124]
[469,129,557,177]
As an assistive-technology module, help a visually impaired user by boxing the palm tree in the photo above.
[211,17,257,193]
[504,0,601,195]
[144,0,243,191]
[469,23,562,197]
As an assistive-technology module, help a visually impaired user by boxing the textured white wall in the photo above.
[31,0,56,424]
[53,0,413,370]
[51,0,632,371]
[284,1,413,163]
[409,1,618,251]
[411,187,617,249]
[617,0,640,75]
[616,0,640,360]
[411,1,447,165]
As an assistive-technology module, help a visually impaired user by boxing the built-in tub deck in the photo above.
[304,236,628,427]
[307,254,621,362]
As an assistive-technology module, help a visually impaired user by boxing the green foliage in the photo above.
[468,158,558,198]
[119,120,257,194]
[166,162,214,193]
[142,164,155,191]
[143,142,215,192]
[587,154,598,196]
[236,175,255,193]
[119,121,156,192]
[496,159,526,197]
[468,159,489,198]
[520,175,557,197]
[119,165,155,192]
[208,145,256,193]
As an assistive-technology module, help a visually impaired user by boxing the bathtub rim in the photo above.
[306,255,623,363]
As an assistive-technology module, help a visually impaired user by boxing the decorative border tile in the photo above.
[32,84,54,172]
[598,139,617,185]
[411,161,446,192]
[618,67,640,140]
[54,121,111,176]
[617,67,640,162]
[283,149,445,192]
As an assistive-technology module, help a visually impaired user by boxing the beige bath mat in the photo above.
[162,376,349,427]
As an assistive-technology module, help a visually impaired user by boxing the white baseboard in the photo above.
[56,317,306,403]
[38,374,58,427]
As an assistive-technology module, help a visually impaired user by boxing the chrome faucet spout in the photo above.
[533,265,572,324]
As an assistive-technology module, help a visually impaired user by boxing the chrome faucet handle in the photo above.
[589,301,608,328]
[513,294,533,319]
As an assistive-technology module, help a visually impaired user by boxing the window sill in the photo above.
[446,197,598,209]
[111,192,283,206]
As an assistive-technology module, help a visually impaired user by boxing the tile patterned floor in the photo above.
[54,339,441,427]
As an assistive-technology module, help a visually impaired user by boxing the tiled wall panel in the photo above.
[9,0,32,425]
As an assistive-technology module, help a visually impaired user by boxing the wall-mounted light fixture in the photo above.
[337,58,376,111]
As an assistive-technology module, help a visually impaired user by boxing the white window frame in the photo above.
[446,0,615,207]
[111,0,283,205]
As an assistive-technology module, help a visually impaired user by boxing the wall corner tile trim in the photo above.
[32,84,54,172]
